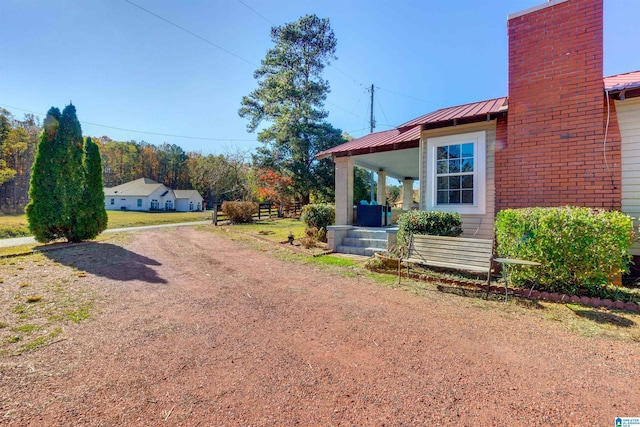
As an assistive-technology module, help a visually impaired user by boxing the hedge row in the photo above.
[495,207,635,296]
[396,210,462,248]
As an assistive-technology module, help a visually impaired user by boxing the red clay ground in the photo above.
[1,226,639,426]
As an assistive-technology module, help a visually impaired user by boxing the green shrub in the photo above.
[495,207,635,295]
[221,201,258,224]
[301,204,335,242]
[396,210,463,249]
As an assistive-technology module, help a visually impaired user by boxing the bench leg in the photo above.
[484,270,492,300]
[503,267,510,303]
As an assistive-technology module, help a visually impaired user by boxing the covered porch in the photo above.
[317,126,421,228]
[317,126,421,254]
[317,97,508,254]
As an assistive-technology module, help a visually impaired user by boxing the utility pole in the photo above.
[369,84,375,133]
[369,83,376,202]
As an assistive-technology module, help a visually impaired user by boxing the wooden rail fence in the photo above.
[211,202,302,225]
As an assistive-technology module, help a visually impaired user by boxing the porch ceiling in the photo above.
[352,147,420,181]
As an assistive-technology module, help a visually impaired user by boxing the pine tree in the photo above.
[239,14,344,204]
[25,107,63,242]
[76,137,108,240]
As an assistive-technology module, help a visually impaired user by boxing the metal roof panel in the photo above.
[604,70,640,91]
[398,97,508,129]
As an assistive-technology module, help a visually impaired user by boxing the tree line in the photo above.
[0,108,345,213]
[0,107,394,214]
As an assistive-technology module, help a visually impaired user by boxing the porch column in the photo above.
[402,178,414,210]
[376,170,387,204]
[334,156,355,225]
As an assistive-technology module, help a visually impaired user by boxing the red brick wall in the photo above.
[496,0,621,211]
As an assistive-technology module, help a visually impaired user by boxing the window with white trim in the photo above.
[425,131,486,215]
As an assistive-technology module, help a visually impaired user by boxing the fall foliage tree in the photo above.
[256,168,293,215]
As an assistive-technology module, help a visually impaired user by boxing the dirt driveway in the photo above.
[1,226,639,426]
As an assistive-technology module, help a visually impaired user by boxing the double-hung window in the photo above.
[425,131,486,214]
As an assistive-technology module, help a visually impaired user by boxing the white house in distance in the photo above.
[104,178,203,212]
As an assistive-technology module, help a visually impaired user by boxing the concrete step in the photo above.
[336,245,387,257]
[346,228,388,240]
[341,237,387,249]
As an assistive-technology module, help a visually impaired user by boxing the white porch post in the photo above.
[402,178,414,210]
[376,170,387,204]
[334,156,354,225]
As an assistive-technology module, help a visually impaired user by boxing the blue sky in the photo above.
[1,0,639,155]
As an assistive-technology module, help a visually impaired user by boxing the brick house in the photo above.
[318,0,640,264]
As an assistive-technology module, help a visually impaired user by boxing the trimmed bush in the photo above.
[221,201,258,223]
[301,204,335,242]
[495,206,635,295]
[396,210,463,249]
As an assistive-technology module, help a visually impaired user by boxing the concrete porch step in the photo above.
[346,229,388,240]
[341,237,387,249]
[336,245,387,257]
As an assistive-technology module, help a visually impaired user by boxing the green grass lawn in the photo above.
[0,215,30,239]
[105,210,210,228]
[0,210,211,239]
[227,218,307,243]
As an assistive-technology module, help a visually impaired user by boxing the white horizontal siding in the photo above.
[420,121,496,241]
[618,97,640,255]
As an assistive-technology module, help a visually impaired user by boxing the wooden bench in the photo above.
[398,234,540,301]
[399,234,494,285]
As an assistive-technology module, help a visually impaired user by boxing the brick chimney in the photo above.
[495,0,621,211]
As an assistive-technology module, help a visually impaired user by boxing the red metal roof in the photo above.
[317,126,420,158]
[317,98,506,159]
[604,70,640,91]
[397,97,508,130]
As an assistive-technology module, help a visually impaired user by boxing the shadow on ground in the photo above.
[569,308,636,327]
[437,284,544,308]
[42,242,167,284]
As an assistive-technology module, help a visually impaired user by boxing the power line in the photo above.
[233,0,368,91]
[325,100,360,118]
[376,86,433,104]
[124,0,258,67]
[375,92,392,128]
[0,104,257,142]
[237,0,273,25]
[329,64,365,88]
[125,0,364,122]
[82,121,256,142]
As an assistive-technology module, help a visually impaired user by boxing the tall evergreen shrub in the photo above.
[57,104,86,242]
[76,137,108,240]
[25,107,62,242]
[26,104,107,243]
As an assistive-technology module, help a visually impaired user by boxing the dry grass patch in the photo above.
[0,252,97,355]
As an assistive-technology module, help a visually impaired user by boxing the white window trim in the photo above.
[425,130,486,215]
